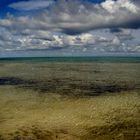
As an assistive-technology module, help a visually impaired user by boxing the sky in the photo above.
[0,0,140,57]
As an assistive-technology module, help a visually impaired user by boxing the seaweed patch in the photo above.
[0,77,139,96]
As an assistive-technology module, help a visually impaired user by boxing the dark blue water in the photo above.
[0,56,140,63]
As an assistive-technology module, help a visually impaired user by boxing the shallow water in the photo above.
[0,60,140,139]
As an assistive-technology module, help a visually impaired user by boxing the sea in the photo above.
[0,56,140,63]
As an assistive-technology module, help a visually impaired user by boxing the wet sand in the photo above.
[0,62,140,140]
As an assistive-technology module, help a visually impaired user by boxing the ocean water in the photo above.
[0,56,140,63]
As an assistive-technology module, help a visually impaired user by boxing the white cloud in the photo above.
[9,0,54,11]
[101,0,139,14]
[112,36,120,46]
[131,45,140,52]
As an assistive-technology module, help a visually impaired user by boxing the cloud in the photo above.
[132,45,140,52]
[3,0,139,35]
[0,26,138,53]
[101,0,138,14]
[0,0,140,55]
[110,28,134,41]
[9,0,54,11]
[1,1,138,32]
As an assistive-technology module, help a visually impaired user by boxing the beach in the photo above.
[0,58,140,140]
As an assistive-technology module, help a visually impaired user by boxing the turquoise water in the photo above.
[0,56,140,63]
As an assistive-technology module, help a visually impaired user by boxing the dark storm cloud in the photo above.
[110,28,122,33]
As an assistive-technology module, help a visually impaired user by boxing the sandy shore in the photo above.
[0,86,139,140]
[0,62,140,139]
